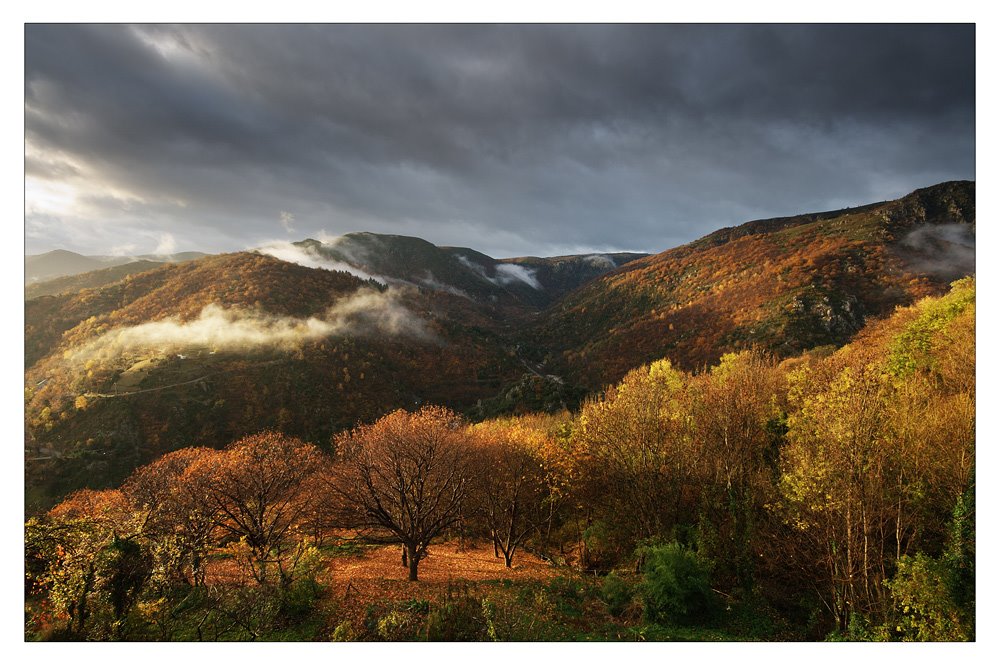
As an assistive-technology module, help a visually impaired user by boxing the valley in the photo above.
[22,22,977,645]
[23,181,975,643]
[24,181,974,512]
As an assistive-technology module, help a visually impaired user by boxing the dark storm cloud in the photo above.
[24,24,974,257]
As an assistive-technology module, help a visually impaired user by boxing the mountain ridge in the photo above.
[535,180,974,387]
[23,180,975,512]
[26,249,208,285]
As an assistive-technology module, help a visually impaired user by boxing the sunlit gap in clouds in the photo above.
[24,177,79,217]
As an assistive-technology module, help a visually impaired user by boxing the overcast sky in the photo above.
[24,24,975,258]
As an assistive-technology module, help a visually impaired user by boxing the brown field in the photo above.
[322,540,557,626]
[329,540,554,587]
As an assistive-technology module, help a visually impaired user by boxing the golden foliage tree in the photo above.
[573,359,698,556]
[330,406,473,581]
[185,432,323,586]
[468,421,550,567]
[687,350,785,592]
[121,447,219,587]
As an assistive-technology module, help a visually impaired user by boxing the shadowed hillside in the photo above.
[282,233,645,308]
[26,249,207,284]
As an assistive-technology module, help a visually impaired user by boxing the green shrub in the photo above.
[376,611,414,641]
[97,536,153,630]
[826,613,890,642]
[546,576,590,616]
[478,589,568,641]
[885,554,970,641]
[639,542,722,627]
[424,584,487,641]
[727,594,787,639]
[401,598,429,614]
[279,578,323,621]
[364,599,429,641]
[601,572,633,618]
[582,520,616,570]
[331,620,356,641]
[943,482,975,627]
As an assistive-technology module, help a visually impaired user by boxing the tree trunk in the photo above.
[546,498,555,540]
[407,543,419,581]
[192,552,202,587]
[257,553,268,585]
[77,564,96,635]
[401,544,408,567]
[504,550,513,568]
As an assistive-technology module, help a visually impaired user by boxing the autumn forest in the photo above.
[23,182,975,642]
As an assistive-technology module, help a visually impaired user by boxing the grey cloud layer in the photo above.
[25,24,975,257]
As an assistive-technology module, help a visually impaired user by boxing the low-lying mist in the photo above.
[495,263,542,289]
[256,240,387,285]
[68,287,433,363]
[416,273,471,299]
[581,254,616,269]
[456,255,542,290]
[899,223,975,279]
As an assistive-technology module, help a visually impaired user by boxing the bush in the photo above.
[279,578,323,621]
[331,620,356,641]
[377,611,417,641]
[479,586,570,641]
[826,613,890,642]
[581,520,614,570]
[546,576,590,616]
[639,542,722,627]
[364,600,428,641]
[885,554,970,641]
[601,572,633,618]
[424,584,488,641]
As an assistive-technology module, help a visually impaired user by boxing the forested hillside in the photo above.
[25,261,168,299]
[24,278,974,641]
[24,183,975,513]
[24,253,528,509]
[538,180,974,387]
[283,232,646,308]
[25,249,207,284]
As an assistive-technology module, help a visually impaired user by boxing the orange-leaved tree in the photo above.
[185,432,323,586]
[468,421,550,568]
[329,406,473,581]
[121,447,219,587]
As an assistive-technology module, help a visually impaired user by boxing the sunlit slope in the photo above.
[24,252,527,509]
[23,182,975,510]
[536,181,974,388]
[26,260,169,299]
